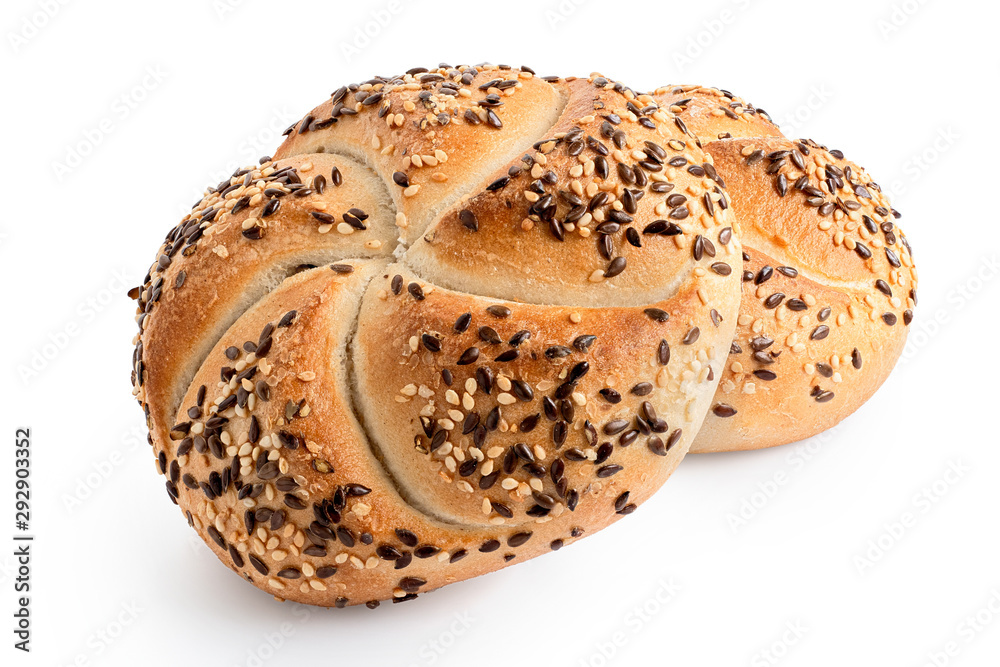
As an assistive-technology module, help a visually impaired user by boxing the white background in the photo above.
[2,0,997,665]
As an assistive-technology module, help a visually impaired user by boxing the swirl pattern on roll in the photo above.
[130,66,742,606]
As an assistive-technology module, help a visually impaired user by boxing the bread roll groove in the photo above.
[340,271,469,527]
[277,78,570,245]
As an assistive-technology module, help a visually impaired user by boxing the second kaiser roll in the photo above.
[652,85,917,453]
[131,67,744,607]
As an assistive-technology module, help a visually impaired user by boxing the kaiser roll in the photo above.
[130,67,742,607]
[651,85,916,452]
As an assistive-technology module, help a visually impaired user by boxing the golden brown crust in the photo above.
[408,77,739,306]
[708,137,911,288]
[697,245,909,451]
[652,87,915,452]
[355,264,731,528]
[164,260,628,606]
[651,84,784,143]
[274,66,567,245]
[133,153,394,466]
[132,66,743,606]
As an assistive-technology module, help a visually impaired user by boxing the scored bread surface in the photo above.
[131,66,742,607]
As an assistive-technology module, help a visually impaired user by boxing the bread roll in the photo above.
[652,85,916,452]
[131,67,742,606]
